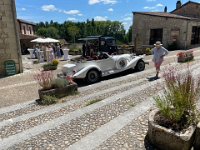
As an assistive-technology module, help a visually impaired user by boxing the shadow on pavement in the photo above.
[144,135,158,150]
[75,69,138,87]
[146,76,160,82]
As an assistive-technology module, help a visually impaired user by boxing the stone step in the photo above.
[3,65,200,149]
[0,75,164,149]
[0,54,198,116]
[0,77,146,125]
[0,59,199,130]
[67,97,156,150]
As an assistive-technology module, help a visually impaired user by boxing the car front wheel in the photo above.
[135,60,145,71]
[86,70,100,84]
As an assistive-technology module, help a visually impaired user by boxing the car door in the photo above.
[97,57,115,71]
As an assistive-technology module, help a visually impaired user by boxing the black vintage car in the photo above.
[79,36,118,56]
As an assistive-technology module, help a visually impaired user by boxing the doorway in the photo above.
[149,28,163,45]
[191,26,200,45]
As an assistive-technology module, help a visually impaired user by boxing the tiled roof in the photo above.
[133,12,198,20]
[17,19,36,26]
[171,1,200,13]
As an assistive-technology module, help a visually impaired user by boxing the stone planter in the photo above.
[178,56,193,63]
[178,57,187,62]
[147,109,196,150]
[194,122,200,150]
[43,64,57,71]
[38,83,78,100]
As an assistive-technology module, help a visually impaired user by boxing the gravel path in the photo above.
[8,85,163,149]
[5,63,200,149]
[0,49,200,149]
[0,49,200,108]
[1,59,199,124]
[0,79,149,139]
[96,110,153,150]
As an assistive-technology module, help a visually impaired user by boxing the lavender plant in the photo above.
[154,66,200,127]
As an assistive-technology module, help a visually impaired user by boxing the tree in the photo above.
[126,25,132,44]
[36,27,59,39]
[46,26,59,39]
[35,19,128,44]
[67,25,80,43]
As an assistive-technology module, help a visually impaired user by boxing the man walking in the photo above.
[152,41,169,79]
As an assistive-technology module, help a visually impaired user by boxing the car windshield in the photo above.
[106,39,116,46]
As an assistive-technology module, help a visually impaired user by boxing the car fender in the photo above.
[73,65,101,79]
[126,56,144,68]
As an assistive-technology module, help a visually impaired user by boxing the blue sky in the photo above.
[16,0,199,30]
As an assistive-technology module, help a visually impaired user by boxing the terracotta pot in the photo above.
[178,57,186,62]
[147,109,196,150]
[38,83,78,100]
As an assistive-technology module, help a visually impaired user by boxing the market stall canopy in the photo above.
[31,38,45,43]
[45,38,60,43]
[31,37,60,43]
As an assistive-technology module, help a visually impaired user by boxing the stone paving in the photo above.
[0,49,200,149]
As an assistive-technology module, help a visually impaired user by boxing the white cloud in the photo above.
[108,8,114,12]
[67,18,77,22]
[144,3,164,10]
[89,0,117,5]
[147,0,156,2]
[64,10,81,15]
[41,5,83,16]
[21,8,26,11]
[78,14,83,16]
[89,0,100,5]
[94,16,108,21]
[156,3,164,7]
[144,6,155,10]
[124,17,132,21]
[42,5,57,12]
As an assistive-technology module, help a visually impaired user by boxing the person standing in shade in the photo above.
[152,41,169,79]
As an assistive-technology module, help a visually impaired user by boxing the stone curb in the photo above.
[0,78,146,128]
[0,79,161,149]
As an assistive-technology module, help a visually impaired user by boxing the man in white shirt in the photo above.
[152,41,169,79]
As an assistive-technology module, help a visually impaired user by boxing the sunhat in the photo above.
[154,41,163,46]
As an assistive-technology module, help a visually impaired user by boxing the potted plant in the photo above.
[34,70,78,104]
[148,66,200,150]
[145,48,152,55]
[177,50,194,63]
[42,59,59,71]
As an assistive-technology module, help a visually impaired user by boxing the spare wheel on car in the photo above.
[115,57,127,70]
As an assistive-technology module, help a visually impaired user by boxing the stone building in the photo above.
[132,1,200,52]
[17,19,37,54]
[0,0,23,76]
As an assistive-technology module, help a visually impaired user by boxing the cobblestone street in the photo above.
[1,49,200,149]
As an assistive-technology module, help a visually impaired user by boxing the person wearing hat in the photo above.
[152,41,169,79]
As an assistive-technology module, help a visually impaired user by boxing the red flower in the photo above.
[66,76,76,84]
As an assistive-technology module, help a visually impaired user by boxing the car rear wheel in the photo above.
[86,70,100,84]
[135,60,145,71]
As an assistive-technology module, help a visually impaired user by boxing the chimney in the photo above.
[164,6,167,12]
[176,0,182,9]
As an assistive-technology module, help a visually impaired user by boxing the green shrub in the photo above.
[53,78,69,88]
[52,59,59,66]
[43,63,57,71]
[154,66,200,128]
[145,48,152,55]
[40,95,58,105]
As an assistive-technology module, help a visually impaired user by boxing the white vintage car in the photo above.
[62,53,146,84]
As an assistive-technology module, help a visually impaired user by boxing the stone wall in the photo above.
[0,0,22,76]
[132,13,200,51]
[172,2,200,19]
